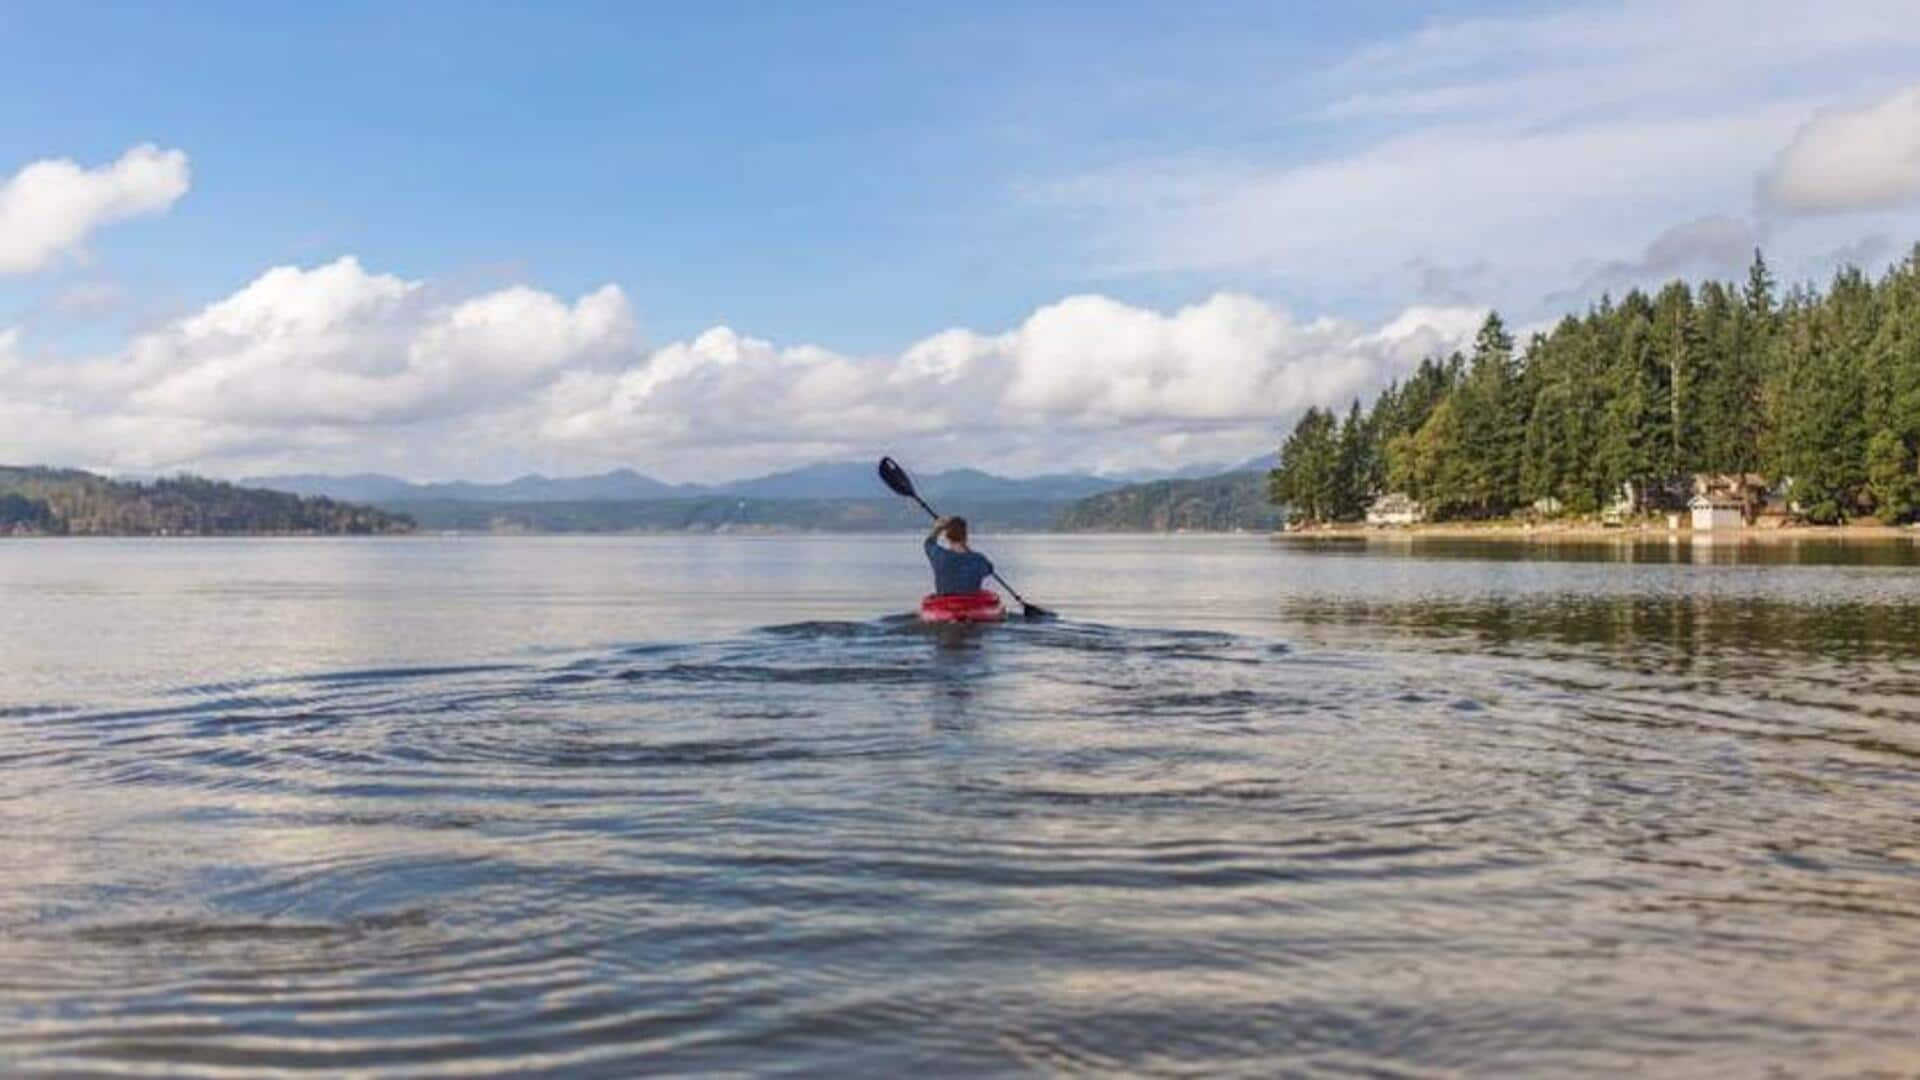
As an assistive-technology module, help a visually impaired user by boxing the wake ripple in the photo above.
[3,618,1918,1075]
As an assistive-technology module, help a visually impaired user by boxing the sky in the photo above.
[2,0,1919,482]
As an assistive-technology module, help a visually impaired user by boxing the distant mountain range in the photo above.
[248,454,1280,506]
[225,456,1290,534]
[0,459,1283,536]
[250,462,1152,504]
[245,468,697,504]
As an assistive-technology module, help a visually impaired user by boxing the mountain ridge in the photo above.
[247,460,1147,504]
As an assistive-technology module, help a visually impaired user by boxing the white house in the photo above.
[1366,492,1426,526]
[1689,493,1744,531]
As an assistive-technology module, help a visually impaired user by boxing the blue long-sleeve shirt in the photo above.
[925,538,994,595]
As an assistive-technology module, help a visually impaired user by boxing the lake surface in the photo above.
[4,535,1919,1075]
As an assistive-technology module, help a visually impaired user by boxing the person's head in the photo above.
[943,516,969,546]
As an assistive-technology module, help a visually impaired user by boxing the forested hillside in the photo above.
[1272,247,1920,525]
[0,467,414,536]
[1055,471,1279,532]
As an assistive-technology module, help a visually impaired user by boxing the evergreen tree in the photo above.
[1693,282,1751,475]
[1866,429,1917,522]
[1388,398,1471,517]
[1270,407,1342,524]
[1863,246,1920,521]
[1264,243,1920,528]
[1764,273,1874,522]
[1334,399,1371,520]
[1446,313,1522,517]
[1520,317,1606,511]
[1597,291,1663,509]
[1744,248,1775,320]
[1652,281,1699,476]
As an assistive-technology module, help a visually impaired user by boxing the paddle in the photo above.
[878,457,1054,620]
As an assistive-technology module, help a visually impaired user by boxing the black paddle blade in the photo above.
[877,457,917,498]
[1018,602,1057,621]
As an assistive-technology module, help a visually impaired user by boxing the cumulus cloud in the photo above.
[0,257,636,473]
[535,293,1482,477]
[0,145,189,274]
[1761,83,1920,215]
[0,255,1481,479]
[109,257,636,426]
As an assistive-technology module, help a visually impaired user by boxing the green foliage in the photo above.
[1266,243,1920,526]
[1269,406,1343,524]
[1389,398,1478,518]
[1865,430,1917,522]
[0,467,414,536]
[1057,472,1280,532]
[1446,313,1524,516]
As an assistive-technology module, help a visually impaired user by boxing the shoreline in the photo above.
[1279,521,1920,542]
[6,523,1919,541]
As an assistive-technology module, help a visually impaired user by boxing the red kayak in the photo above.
[918,591,1006,624]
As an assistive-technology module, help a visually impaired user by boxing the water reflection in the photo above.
[1288,591,1920,663]
[4,538,1920,1074]
[1284,533,1920,566]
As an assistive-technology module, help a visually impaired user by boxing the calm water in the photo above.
[4,535,1919,1075]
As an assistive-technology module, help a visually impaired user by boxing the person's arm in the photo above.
[925,517,949,547]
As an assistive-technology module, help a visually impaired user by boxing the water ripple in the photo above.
[3,617,1918,1075]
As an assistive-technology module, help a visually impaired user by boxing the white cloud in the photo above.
[0,145,190,274]
[1328,0,1919,125]
[1041,0,1920,314]
[115,257,636,426]
[0,256,1480,480]
[1056,108,1802,280]
[0,257,636,474]
[1761,83,1920,215]
[534,293,1483,478]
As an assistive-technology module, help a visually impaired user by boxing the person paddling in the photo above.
[925,516,993,596]
[878,456,1051,620]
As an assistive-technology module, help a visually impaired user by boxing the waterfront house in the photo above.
[1366,492,1425,526]
[1693,472,1793,524]
[1689,493,1744,531]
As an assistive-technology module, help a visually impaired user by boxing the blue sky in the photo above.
[2,1,1918,480]
[1,1,1514,346]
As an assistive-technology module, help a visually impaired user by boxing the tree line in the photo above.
[1272,246,1920,525]
[0,467,415,536]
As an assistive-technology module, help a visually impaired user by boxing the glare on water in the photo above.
[3,535,1918,1075]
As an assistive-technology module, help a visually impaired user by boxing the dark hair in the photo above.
[944,517,969,544]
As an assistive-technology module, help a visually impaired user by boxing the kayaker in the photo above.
[925,516,994,596]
